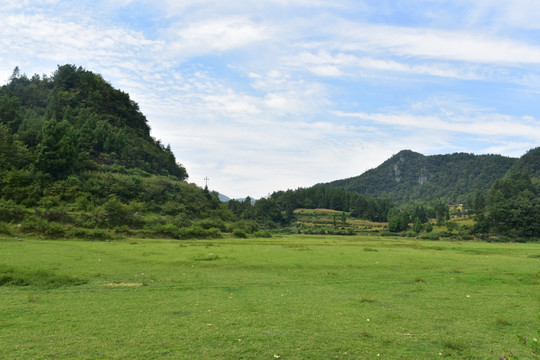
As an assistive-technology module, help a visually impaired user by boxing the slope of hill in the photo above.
[1,64,187,180]
[327,150,517,204]
[507,147,540,181]
[0,65,231,239]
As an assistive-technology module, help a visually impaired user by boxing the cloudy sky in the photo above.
[2,1,540,198]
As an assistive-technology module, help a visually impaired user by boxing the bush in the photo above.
[74,194,92,211]
[103,195,132,227]
[161,201,186,216]
[38,195,61,209]
[199,218,226,231]
[0,200,27,222]
[40,207,72,223]
[254,230,272,238]
[178,225,222,239]
[86,229,114,241]
[149,223,179,238]
[234,220,259,233]
[66,227,114,241]
[113,225,132,234]
[233,228,248,238]
[70,228,90,239]
[172,214,192,228]
[20,216,48,234]
[0,221,12,235]
[44,222,65,238]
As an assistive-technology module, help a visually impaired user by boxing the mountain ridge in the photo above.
[326,149,521,204]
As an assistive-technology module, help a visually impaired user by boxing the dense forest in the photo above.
[1,65,538,240]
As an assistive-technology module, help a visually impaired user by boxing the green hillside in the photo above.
[507,147,540,181]
[328,150,517,204]
[0,65,232,239]
[0,65,186,180]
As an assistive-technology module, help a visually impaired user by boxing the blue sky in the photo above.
[1,0,539,198]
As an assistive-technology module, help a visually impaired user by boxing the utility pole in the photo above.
[204,177,209,188]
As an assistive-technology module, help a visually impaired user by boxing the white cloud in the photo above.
[1,0,539,198]
[324,22,540,65]
[165,17,270,57]
[293,50,486,80]
[460,0,540,30]
[336,110,540,140]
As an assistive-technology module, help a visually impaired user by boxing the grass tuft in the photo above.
[194,254,221,261]
[495,317,511,326]
[0,265,87,289]
[443,339,467,352]
[360,295,376,303]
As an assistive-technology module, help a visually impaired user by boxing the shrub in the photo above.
[172,214,192,228]
[178,225,205,239]
[38,195,61,209]
[199,218,226,231]
[150,223,179,238]
[234,220,259,233]
[254,230,272,238]
[233,228,248,238]
[0,221,12,235]
[86,229,114,241]
[0,200,27,222]
[44,222,65,238]
[74,193,92,211]
[205,227,222,238]
[70,228,90,239]
[114,225,132,234]
[40,207,72,223]
[161,201,186,216]
[103,195,132,227]
[20,216,48,234]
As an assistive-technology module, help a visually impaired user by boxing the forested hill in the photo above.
[327,150,517,204]
[0,64,187,180]
[507,147,540,180]
[0,65,233,240]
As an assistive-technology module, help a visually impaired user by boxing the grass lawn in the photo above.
[0,235,539,359]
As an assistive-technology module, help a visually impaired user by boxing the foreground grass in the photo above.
[0,235,538,359]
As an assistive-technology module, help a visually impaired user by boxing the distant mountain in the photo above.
[327,150,518,204]
[216,193,256,203]
[217,193,231,202]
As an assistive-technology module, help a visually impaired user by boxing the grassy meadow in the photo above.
[0,235,539,359]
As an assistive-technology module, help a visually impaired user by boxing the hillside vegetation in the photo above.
[1,65,538,240]
[327,150,517,204]
[0,65,237,239]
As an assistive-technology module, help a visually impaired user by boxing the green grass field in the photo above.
[1,235,539,359]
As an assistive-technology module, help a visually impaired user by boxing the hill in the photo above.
[1,65,187,180]
[506,147,540,181]
[327,150,517,204]
[0,65,232,239]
